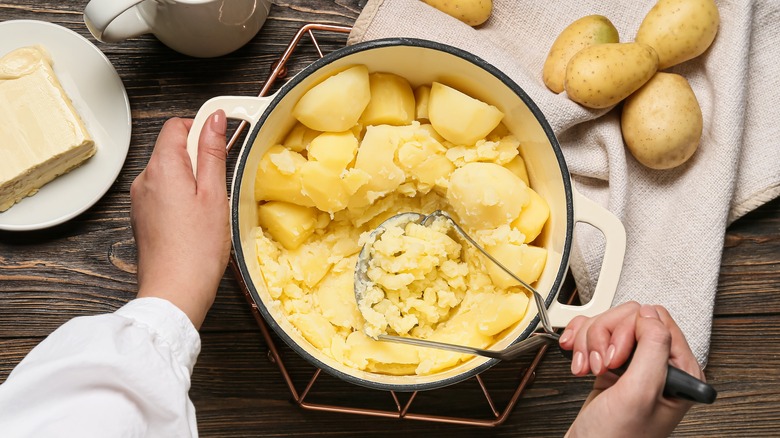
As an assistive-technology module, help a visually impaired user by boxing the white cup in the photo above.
[84,0,271,58]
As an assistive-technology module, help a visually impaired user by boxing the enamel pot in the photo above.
[186,38,626,392]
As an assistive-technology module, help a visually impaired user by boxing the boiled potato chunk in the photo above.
[504,155,530,186]
[636,0,720,70]
[254,145,314,207]
[307,131,358,170]
[447,162,528,229]
[484,243,548,288]
[283,122,320,153]
[292,65,370,132]
[428,82,504,145]
[345,331,420,371]
[359,72,416,126]
[543,15,619,94]
[300,161,351,213]
[621,72,702,170]
[257,201,318,250]
[414,85,431,121]
[422,0,493,26]
[471,292,529,336]
[348,124,409,210]
[313,260,362,330]
[565,42,659,109]
[396,132,454,193]
[289,312,336,351]
[418,123,445,143]
[417,310,494,374]
[487,122,511,141]
[288,241,334,288]
[511,187,550,243]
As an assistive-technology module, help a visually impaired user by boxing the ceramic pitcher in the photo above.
[84,0,271,58]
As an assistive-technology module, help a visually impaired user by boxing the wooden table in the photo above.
[1,1,778,436]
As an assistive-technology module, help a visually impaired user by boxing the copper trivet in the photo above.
[226,23,572,427]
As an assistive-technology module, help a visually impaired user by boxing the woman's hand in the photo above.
[130,111,230,329]
[559,302,704,438]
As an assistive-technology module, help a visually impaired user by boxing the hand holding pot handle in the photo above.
[186,96,273,178]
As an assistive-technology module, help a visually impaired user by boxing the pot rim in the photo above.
[229,37,574,392]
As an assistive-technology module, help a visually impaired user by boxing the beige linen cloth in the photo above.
[348,0,780,365]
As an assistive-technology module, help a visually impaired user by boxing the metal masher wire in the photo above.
[354,210,560,360]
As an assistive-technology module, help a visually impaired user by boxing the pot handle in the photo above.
[547,187,626,327]
[186,95,273,178]
[83,0,150,43]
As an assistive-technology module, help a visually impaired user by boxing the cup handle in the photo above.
[83,0,150,43]
[547,187,627,327]
[186,96,273,178]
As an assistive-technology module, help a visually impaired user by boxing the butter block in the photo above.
[0,46,96,212]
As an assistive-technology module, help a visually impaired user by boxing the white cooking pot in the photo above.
[186,38,626,391]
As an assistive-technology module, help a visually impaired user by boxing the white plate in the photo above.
[0,20,131,231]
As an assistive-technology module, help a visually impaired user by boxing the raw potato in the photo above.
[543,15,619,94]
[422,0,492,26]
[636,0,720,70]
[292,65,370,132]
[428,82,504,145]
[621,72,703,170]
[565,42,659,109]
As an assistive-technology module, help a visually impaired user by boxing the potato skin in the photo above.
[564,42,659,109]
[422,0,493,26]
[636,0,720,70]
[621,72,703,170]
[543,15,619,94]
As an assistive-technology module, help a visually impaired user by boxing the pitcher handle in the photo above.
[547,187,626,327]
[186,96,273,177]
[84,0,150,43]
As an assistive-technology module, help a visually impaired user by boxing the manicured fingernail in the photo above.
[571,351,584,374]
[590,351,603,374]
[210,110,227,135]
[559,330,572,344]
[606,344,616,367]
[639,304,660,319]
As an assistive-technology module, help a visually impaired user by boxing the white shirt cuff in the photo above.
[115,297,201,373]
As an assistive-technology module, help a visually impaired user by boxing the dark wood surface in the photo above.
[1,1,779,436]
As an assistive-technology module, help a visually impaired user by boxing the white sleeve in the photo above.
[0,297,201,438]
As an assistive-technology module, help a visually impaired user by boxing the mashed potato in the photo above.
[358,217,469,340]
[253,68,549,375]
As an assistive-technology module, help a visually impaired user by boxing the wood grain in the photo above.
[1,1,779,436]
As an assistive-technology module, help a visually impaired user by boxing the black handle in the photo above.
[558,347,717,404]
[663,365,717,404]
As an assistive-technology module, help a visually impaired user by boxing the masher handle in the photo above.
[558,348,717,404]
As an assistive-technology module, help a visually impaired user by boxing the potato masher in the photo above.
[354,210,560,357]
[354,210,717,404]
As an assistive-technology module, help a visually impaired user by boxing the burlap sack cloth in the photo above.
[348,0,780,365]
